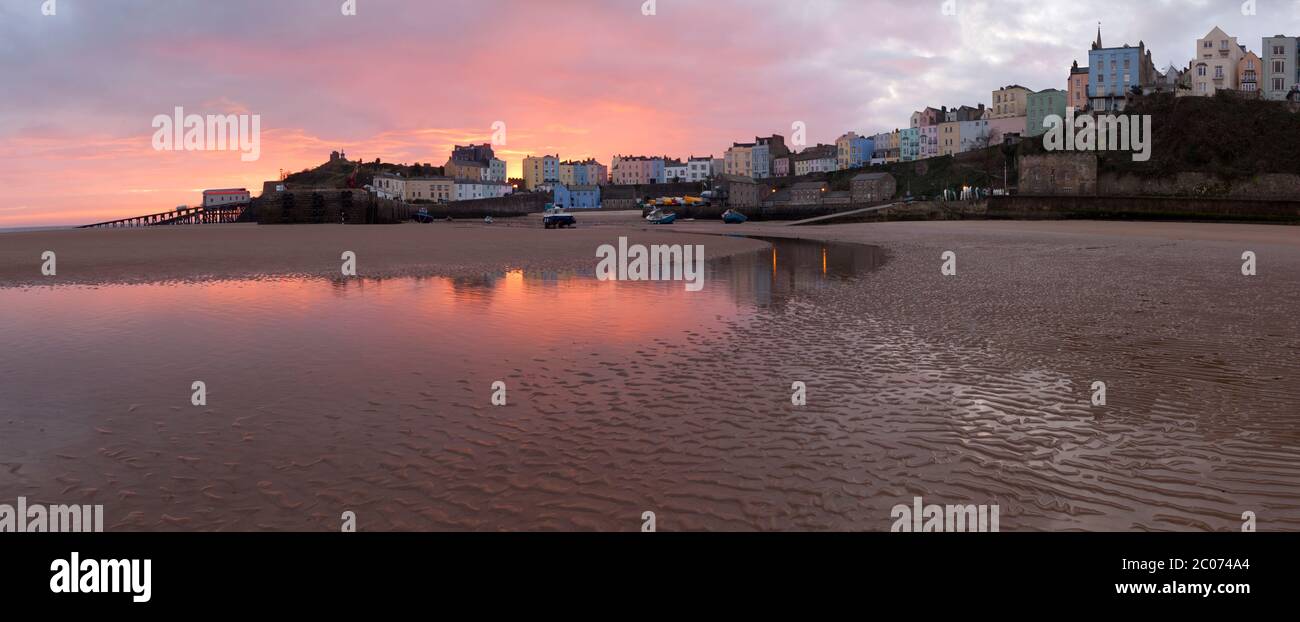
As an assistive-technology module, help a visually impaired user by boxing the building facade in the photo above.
[447,144,504,182]
[405,177,454,203]
[1238,51,1262,95]
[523,155,560,190]
[663,159,688,182]
[898,127,920,161]
[792,144,837,176]
[851,172,895,203]
[1088,28,1158,109]
[986,116,1026,145]
[445,159,487,181]
[836,132,873,170]
[610,155,664,185]
[749,135,790,180]
[991,85,1033,119]
[558,159,607,186]
[454,180,513,202]
[938,122,960,156]
[958,120,990,152]
[1025,89,1066,137]
[552,183,601,209]
[1189,26,1244,97]
[1263,35,1300,100]
[773,156,790,177]
[371,173,404,200]
[202,188,251,207]
[1068,61,1090,111]
[920,125,938,159]
[790,181,828,204]
[724,143,754,178]
[686,156,716,182]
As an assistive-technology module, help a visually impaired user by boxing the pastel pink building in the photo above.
[1068,60,1090,111]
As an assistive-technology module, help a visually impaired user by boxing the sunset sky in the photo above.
[2,0,1296,227]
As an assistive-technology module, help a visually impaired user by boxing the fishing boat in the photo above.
[542,205,576,229]
[412,207,435,223]
[646,208,677,225]
[722,209,748,224]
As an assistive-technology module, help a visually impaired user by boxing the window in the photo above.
[1273,45,1285,56]
[1275,60,1285,73]
[1197,65,1207,76]
[1215,66,1224,78]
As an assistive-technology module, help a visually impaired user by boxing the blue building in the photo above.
[898,128,920,162]
[1087,27,1158,111]
[552,183,601,209]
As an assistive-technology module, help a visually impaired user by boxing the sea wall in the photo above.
[254,190,544,224]
[1019,152,1300,199]
[988,195,1300,223]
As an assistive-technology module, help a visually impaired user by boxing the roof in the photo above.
[203,188,249,194]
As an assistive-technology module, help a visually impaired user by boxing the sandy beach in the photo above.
[0,214,770,288]
[2,216,1298,531]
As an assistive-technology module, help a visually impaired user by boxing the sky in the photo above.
[2,0,1298,227]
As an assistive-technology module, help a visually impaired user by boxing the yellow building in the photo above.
[405,177,454,203]
[938,122,961,157]
[991,85,1033,119]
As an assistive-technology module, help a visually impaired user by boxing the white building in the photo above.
[664,159,688,182]
[792,145,836,176]
[202,188,251,207]
[371,174,405,200]
[686,156,716,182]
[454,180,513,202]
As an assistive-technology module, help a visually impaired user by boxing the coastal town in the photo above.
[6,3,1300,605]
[271,25,1300,217]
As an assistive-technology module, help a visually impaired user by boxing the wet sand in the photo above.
[2,217,1298,531]
[0,217,766,287]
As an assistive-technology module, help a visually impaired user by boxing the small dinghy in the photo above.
[646,208,677,225]
[722,209,747,224]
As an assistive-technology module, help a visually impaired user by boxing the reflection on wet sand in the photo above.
[2,231,1297,532]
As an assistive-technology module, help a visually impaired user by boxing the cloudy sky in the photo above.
[2,0,1297,226]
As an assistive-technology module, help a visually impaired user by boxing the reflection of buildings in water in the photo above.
[714,237,884,307]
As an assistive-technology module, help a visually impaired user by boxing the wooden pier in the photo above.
[78,205,246,229]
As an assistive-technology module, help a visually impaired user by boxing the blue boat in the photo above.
[413,207,434,223]
[722,209,747,224]
[646,209,677,225]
